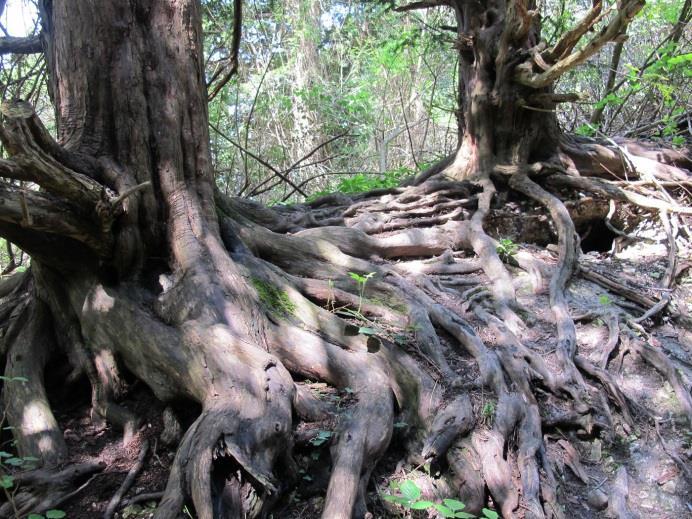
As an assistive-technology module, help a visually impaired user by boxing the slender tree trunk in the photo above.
[289,0,327,186]
[590,38,626,127]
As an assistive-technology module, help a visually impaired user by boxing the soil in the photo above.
[49,387,172,519]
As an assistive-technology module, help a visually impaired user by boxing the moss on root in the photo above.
[251,277,296,318]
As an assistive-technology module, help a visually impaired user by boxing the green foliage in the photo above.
[205,0,458,203]
[598,294,612,306]
[251,278,296,317]
[575,123,597,137]
[309,430,332,446]
[27,511,66,519]
[348,271,376,314]
[496,238,518,260]
[381,479,498,518]
[308,167,411,201]
[382,479,436,512]
[0,379,51,516]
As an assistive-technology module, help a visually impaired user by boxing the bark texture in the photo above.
[0,1,690,519]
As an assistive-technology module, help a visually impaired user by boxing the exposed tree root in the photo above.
[1,134,690,518]
[0,462,104,518]
[1,1,690,516]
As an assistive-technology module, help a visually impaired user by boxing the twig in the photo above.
[248,131,351,199]
[53,474,99,510]
[103,439,149,519]
[632,296,671,323]
[210,122,307,197]
[579,265,657,309]
[207,0,242,101]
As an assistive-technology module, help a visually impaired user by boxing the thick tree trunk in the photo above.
[1,1,298,517]
[443,0,559,179]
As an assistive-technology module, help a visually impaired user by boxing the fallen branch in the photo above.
[103,440,150,519]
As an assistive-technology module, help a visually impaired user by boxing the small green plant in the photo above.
[251,278,296,317]
[382,480,437,513]
[348,271,376,314]
[575,123,596,137]
[0,450,41,516]
[381,479,499,518]
[481,401,495,423]
[598,294,612,306]
[496,238,518,260]
[326,278,336,312]
[307,167,411,201]
[309,430,332,446]
[27,511,66,519]
[0,377,49,518]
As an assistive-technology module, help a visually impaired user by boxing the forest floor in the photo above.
[49,208,691,519]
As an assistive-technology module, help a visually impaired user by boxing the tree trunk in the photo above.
[0,1,690,519]
[443,0,560,179]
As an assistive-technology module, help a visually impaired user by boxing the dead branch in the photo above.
[104,440,150,519]
[0,35,42,55]
[515,0,645,88]
[207,0,242,101]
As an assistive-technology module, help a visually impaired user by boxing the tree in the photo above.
[0,1,690,518]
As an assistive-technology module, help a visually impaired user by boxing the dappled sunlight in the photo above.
[21,400,57,436]
[87,285,115,313]
[0,0,689,517]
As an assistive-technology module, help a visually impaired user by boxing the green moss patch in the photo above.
[251,278,296,318]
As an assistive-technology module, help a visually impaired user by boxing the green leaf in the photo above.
[46,511,67,519]
[0,451,12,458]
[410,500,435,509]
[310,430,332,446]
[482,509,500,519]
[348,272,366,283]
[27,515,44,519]
[453,513,476,518]
[0,474,14,488]
[598,294,611,306]
[358,327,377,336]
[434,504,456,518]
[381,494,408,505]
[399,480,421,501]
[444,498,466,511]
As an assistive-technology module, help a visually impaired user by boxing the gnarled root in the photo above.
[2,141,690,518]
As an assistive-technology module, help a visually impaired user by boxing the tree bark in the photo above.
[0,2,689,519]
